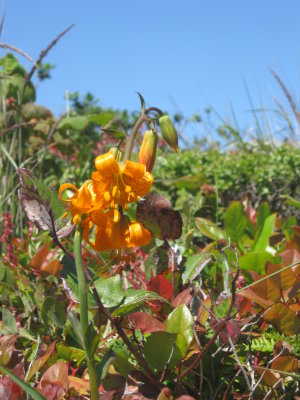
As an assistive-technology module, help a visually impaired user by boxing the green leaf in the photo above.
[41,297,66,330]
[67,311,84,348]
[144,332,187,370]
[224,201,247,243]
[239,251,279,274]
[2,307,17,334]
[253,214,276,252]
[88,112,115,126]
[94,275,124,308]
[100,128,126,140]
[195,217,228,241]
[95,349,115,385]
[182,253,211,283]
[166,304,194,346]
[56,343,86,366]
[256,202,271,231]
[0,365,46,400]
[112,289,169,316]
[57,115,89,131]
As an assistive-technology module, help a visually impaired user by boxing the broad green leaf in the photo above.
[182,253,211,283]
[166,304,194,346]
[112,289,169,316]
[57,115,89,131]
[94,275,124,308]
[214,296,232,319]
[239,251,279,274]
[2,307,17,334]
[195,217,228,241]
[88,112,115,126]
[256,202,271,231]
[41,297,66,329]
[224,201,247,243]
[144,332,187,370]
[253,214,276,252]
[56,343,86,366]
[0,365,46,400]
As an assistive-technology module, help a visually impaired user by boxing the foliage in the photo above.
[0,50,300,400]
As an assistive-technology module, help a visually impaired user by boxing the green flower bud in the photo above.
[138,129,158,172]
[159,114,179,152]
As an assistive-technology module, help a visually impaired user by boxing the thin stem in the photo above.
[74,227,99,400]
[123,114,147,161]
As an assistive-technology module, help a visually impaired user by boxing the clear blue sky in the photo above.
[1,0,300,138]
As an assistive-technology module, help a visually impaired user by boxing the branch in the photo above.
[46,112,67,146]
[21,24,75,98]
[0,121,37,138]
[0,43,38,67]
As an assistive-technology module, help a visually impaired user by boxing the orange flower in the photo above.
[59,148,153,225]
[92,148,153,210]
[84,214,151,252]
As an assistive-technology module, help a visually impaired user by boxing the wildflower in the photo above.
[84,214,151,252]
[93,148,153,210]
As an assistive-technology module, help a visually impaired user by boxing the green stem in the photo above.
[74,227,99,400]
[123,114,147,162]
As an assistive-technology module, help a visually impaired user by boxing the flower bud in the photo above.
[158,115,178,152]
[138,129,158,172]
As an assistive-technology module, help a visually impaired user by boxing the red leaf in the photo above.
[130,312,165,333]
[147,275,172,300]
[172,288,192,307]
[38,361,69,400]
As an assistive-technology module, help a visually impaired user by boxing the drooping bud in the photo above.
[158,114,178,152]
[138,129,158,172]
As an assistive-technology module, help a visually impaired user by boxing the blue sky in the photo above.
[1,1,300,139]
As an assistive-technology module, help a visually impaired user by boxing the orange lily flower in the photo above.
[92,148,153,211]
[59,148,153,224]
[84,214,151,252]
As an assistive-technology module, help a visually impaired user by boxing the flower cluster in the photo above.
[59,148,153,253]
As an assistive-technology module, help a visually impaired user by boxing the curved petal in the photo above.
[122,160,146,179]
[95,149,119,176]
[128,222,151,247]
[124,170,153,198]
[59,183,78,202]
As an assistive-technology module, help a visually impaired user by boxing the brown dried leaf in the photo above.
[136,192,182,240]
